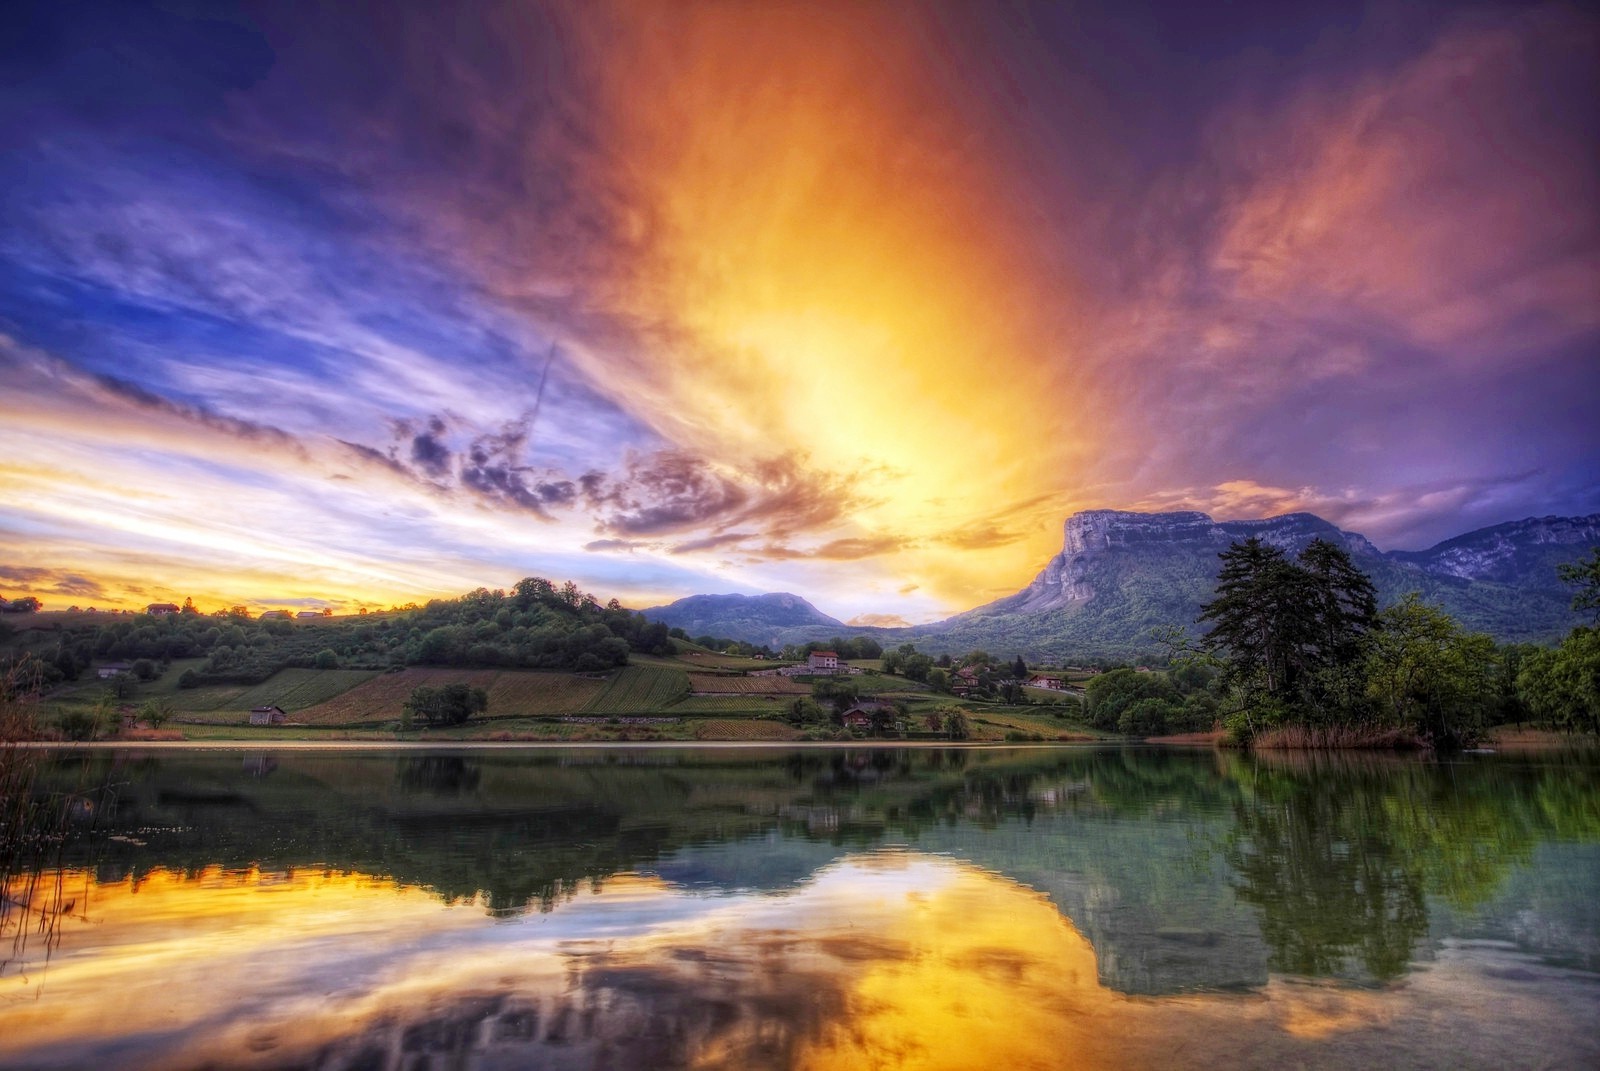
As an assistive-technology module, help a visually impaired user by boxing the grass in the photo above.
[691,719,803,741]
[582,665,690,714]
[1251,724,1430,750]
[676,650,780,672]
[297,668,495,724]
[686,673,808,695]
[294,668,607,725]
[671,695,797,714]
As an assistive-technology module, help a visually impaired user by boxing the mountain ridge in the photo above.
[640,510,1600,656]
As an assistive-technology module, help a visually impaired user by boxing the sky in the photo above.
[1,0,1596,623]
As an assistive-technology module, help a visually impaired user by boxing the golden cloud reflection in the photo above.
[3,855,1594,1071]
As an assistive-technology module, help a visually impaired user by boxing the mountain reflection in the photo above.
[12,745,1600,1004]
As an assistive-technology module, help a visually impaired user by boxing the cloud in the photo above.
[846,613,910,628]
[584,450,860,542]
[0,566,110,600]
[1207,7,1599,361]
[669,532,755,555]
[408,417,453,477]
[584,538,650,553]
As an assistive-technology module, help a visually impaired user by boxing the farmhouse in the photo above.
[97,662,131,679]
[807,650,840,674]
[259,610,290,620]
[296,610,323,619]
[248,705,288,726]
[839,701,896,733]
[145,602,180,615]
[1027,674,1066,690]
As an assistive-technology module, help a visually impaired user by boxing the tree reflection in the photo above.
[1222,750,1600,982]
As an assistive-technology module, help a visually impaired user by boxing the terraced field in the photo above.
[170,669,378,721]
[671,694,797,714]
[297,668,607,724]
[582,665,690,714]
[297,669,498,724]
[686,673,808,695]
[485,672,605,715]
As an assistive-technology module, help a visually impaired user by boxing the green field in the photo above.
[582,665,690,713]
[670,694,797,714]
[686,673,808,695]
[295,668,606,724]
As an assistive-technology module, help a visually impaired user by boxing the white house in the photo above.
[807,650,840,673]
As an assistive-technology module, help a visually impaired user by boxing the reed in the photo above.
[1250,723,1430,751]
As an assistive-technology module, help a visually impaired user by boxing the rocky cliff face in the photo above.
[1393,515,1600,583]
[996,510,1381,614]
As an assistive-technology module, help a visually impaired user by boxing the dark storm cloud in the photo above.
[583,451,863,541]
[409,416,453,477]
[0,565,110,599]
[88,373,306,455]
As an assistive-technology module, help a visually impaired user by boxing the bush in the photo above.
[405,683,489,726]
[60,709,100,741]
[313,648,339,670]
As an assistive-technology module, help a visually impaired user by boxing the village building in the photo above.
[145,602,180,615]
[248,705,288,726]
[97,662,131,679]
[259,610,291,620]
[807,650,840,674]
[1027,674,1066,690]
[295,610,323,619]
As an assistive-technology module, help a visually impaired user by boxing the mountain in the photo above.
[915,510,1599,657]
[641,592,845,645]
[649,511,1599,657]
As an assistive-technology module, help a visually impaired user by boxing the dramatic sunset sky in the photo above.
[2,1,1596,622]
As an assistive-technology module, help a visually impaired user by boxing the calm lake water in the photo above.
[2,744,1597,1070]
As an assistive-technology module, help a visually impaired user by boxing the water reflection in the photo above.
[2,745,1597,1069]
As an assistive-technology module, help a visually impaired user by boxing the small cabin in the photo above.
[97,662,132,679]
[248,705,288,726]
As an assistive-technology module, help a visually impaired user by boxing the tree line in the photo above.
[1192,538,1599,746]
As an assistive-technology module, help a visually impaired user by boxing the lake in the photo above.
[2,744,1596,1070]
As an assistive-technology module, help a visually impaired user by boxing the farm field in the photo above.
[297,668,496,724]
[676,650,785,672]
[581,665,690,714]
[296,668,606,724]
[233,669,378,712]
[691,719,803,740]
[671,694,797,714]
[686,673,807,695]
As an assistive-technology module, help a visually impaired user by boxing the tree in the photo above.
[1364,594,1496,745]
[1557,547,1600,623]
[314,648,339,669]
[405,683,489,726]
[1011,655,1028,679]
[139,698,174,728]
[1517,627,1600,734]
[903,653,934,683]
[1199,538,1301,700]
[1200,537,1380,728]
[942,709,971,740]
